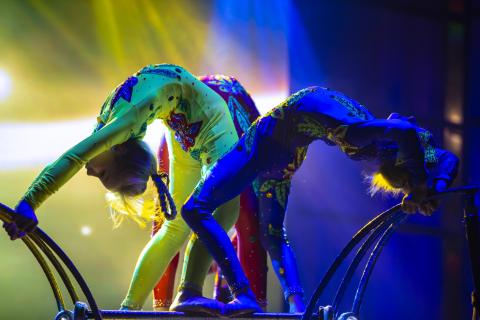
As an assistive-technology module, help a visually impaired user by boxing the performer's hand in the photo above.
[402,182,433,216]
[433,179,448,193]
[3,222,26,240]
[418,179,448,215]
[4,200,38,240]
[402,180,448,216]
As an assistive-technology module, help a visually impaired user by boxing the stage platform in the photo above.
[86,311,303,320]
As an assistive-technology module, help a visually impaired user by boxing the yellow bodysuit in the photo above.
[21,64,241,309]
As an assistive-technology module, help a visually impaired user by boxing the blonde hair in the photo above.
[105,178,164,228]
[367,171,403,197]
[103,139,176,228]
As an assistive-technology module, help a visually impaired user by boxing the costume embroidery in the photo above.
[203,75,247,95]
[282,146,308,180]
[244,123,257,154]
[259,179,291,209]
[228,96,251,133]
[282,87,318,108]
[330,94,369,120]
[324,125,361,157]
[297,115,327,139]
[417,130,438,164]
[190,146,208,162]
[265,86,318,120]
[166,112,203,152]
[95,76,139,131]
[112,76,138,107]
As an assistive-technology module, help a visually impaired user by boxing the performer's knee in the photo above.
[181,197,199,226]
[181,197,214,228]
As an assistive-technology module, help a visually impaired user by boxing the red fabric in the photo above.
[152,75,267,307]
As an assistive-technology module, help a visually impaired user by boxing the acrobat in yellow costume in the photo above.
[21,64,241,309]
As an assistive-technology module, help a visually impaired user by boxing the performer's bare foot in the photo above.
[170,289,224,316]
[223,290,262,317]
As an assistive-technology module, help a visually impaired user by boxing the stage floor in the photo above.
[88,311,303,320]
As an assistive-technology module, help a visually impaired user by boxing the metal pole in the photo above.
[464,192,480,320]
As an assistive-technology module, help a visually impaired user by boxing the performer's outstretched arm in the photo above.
[429,148,459,188]
[12,64,191,234]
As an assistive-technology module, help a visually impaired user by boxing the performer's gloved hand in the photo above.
[3,200,38,240]
[402,179,447,216]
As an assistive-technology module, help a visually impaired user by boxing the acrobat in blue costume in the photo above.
[175,86,459,315]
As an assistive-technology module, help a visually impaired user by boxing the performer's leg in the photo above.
[175,133,267,315]
[210,177,267,308]
[121,136,201,310]
[257,179,305,313]
[180,196,241,296]
[213,234,237,303]
[121,210,194,309]
[236,186,268,308]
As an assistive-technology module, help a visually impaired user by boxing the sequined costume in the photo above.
[152,75,267,308]
[179,86,459,303]
[19,64,243,310]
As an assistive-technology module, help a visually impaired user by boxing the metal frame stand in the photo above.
[464,192,480,320]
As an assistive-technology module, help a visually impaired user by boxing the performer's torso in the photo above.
[96,64,236,154]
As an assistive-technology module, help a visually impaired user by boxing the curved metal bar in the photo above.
[301,204,402,320]
[351,214,408,315]
[33,228,102,320]
[303,186,480,320]
[30,233,80,303]
[332,212,405,314]
[22,236,66,311]
[0,203,13,223]
[0,203,102,320]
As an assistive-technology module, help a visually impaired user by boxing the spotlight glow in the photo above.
[251,91,289,114]
[0,118,165,170]
[0,70,12,101]
[80,225,92,236]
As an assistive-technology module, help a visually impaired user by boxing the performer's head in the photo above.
[369,113,428,196]
[86,139,155,195]
[369,113,458,196]
[86,139,175,227]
